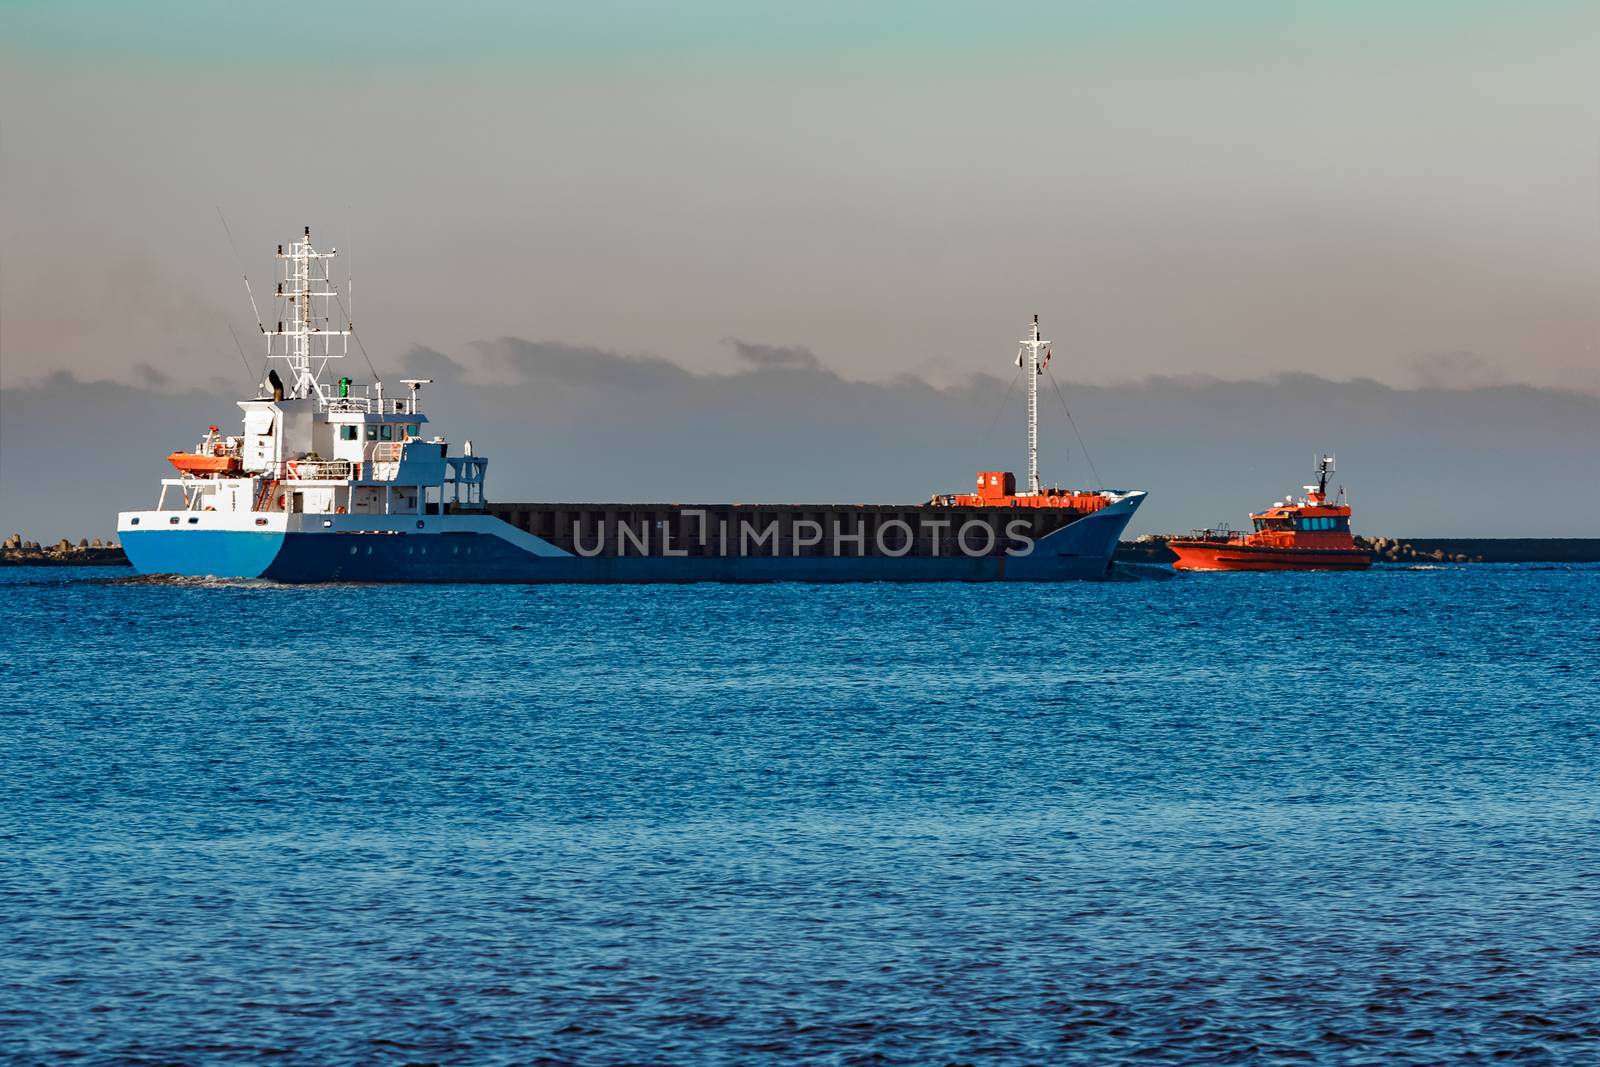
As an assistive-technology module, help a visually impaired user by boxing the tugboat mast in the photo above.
[1311,454,1335,503]
[263,226,351,402]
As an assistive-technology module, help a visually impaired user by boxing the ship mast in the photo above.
[263,226,351,402]
[1312,453,1335,502]
[1018,314,1050,494]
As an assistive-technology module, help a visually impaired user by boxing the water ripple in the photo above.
[0,564,1596,1064]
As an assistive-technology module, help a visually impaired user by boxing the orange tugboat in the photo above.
[1168,455,1371,572]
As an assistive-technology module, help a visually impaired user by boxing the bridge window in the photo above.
[379,424,394,442]
[366,425,379,441]
[340,425,357,441]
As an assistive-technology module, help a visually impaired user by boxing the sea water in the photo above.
[1,564,1596,1064]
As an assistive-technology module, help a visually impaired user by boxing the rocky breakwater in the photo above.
[1,534,129,566]
[1356,537,1482,564]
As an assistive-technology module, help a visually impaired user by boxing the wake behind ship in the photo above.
[117,228,1144,582]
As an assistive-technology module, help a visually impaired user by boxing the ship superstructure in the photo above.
[118,231,1144,582]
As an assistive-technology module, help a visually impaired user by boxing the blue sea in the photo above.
[2,564,1597,1065]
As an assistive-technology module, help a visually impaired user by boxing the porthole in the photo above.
[366,546,373,555]
[255,518,268,527]
[130,517,140,526]
[322,519,333,528]
[188,517,199,524]
[350,545,358,555]
[169,517,179,525]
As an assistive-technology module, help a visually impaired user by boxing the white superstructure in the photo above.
[139,227,487,521]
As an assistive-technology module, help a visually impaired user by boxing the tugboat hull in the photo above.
[1168,541,1371,572]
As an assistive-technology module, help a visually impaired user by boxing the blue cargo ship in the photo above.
[117,229,1144,582]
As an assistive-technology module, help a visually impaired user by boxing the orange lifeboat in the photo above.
[1168,455,1372,572]
[167,450,242,475]
[167,426,243,476]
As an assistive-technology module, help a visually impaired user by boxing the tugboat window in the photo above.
[379,425,394,441]
[340,426,358,441]
[366,425,379,441]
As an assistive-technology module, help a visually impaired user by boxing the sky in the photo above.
[2,1,1598,538]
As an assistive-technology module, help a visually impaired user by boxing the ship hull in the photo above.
[118,493,1144,583]
[1168,540,1371,572]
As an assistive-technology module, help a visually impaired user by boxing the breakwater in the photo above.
[1,535,126,566]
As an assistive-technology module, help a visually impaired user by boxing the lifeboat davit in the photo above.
[1168,455,1371,572]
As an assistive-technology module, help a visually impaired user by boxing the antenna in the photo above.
[400,378,432,415]
[217,208,267,339]
[1314,453,1335,499]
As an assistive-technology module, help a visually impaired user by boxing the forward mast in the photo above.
[1018,314,1048,495]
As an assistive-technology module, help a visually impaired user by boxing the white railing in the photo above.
[322,396,415,415]
[281,459,353,480]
